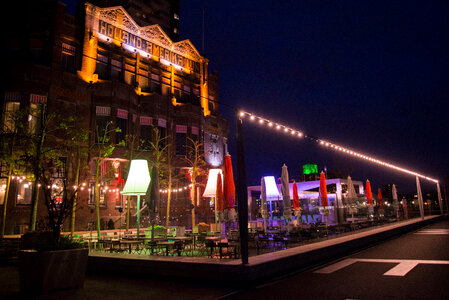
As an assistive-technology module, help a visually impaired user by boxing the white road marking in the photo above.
[314,258,357,274]
[314,258,449,276]
[414,229,449,235]
[383,260,419,276]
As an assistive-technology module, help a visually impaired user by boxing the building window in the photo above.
[116,109,128,145]
[175,125,187,156]
[16,181,32,205]
[28,103,42,134]
[0,178,7,205]
[61,43,76,73]
[174,13,179,20]
[138,68,149,91]
[96,54,108,80]
[124,64,136,86]
[191,126,199,141]
[173,27,178,34]
[111,59,122,81]
[140,116,153,149]
[3,101,20,132]
[89,182,106,206]
[95,106,111,143]
[52,157,67,178]
[157,118,167,150]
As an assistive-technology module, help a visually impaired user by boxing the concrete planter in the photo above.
[19,248,88,294]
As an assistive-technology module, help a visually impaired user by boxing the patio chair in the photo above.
[169,240,184,256]
[205,239,217,258]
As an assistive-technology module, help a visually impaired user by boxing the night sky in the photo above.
[64,1,449,194]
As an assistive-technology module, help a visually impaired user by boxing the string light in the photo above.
[159,183,193,193]
[238,110,439,183]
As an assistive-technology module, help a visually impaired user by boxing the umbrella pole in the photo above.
[136,194,141,240]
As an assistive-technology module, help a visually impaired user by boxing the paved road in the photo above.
[224,218,449,299]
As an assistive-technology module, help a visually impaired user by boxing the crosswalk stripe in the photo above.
[314,258,449,276]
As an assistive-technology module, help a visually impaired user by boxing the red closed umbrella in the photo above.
[216,173,224,212]
[366,180,373,206]
[377,188,383,210]
[223,154,236,223]
[319,172,328,207]
[293,181,300,211]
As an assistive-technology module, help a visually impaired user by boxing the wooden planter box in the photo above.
[19,248,88,294]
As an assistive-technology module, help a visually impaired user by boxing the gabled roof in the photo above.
[93,3,202,62]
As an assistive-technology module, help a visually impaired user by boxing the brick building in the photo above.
[1,0,227,234]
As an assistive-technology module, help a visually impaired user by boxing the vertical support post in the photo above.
[416,176,424,220]
[136,194,141,239]
[236,114,249,264]
[437,182,443,215]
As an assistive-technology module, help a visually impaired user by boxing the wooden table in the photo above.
[119,240,143,254]
[158,241,175,256]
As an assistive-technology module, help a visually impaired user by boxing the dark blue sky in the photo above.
[63,1,449,194]
[179,1,449,194]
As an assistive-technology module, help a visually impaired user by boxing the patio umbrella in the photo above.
[392,184,399,219]
[346,176,358,221]
[216,172,224,223]
[319,171,329,223]
[223,154,236,223]
[281,164,292,225]
[366,180,373,216]
[260,177,268,232]
[292,180,301,220]
[416,176,424,220]
[377,188,384,217]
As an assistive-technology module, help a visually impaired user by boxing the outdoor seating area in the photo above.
[77,228,241,259]
[71,214,403,260]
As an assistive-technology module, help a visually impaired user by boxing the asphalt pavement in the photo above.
[224,217,449,299]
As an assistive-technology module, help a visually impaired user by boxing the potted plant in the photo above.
[19,173,88,294]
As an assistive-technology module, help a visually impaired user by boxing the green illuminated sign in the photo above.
[303,164,318,175]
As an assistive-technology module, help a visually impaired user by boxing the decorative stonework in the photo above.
[122,14,138,34]
[141,25,172,48]
[94,5,202,63]
[99,8,119,24]
[174,40,202,61]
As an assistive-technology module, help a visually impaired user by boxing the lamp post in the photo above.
[122,160,151,240]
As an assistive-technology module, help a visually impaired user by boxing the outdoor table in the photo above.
[172,236,192,241]
[119,240,143,254]
[158,241,175,256]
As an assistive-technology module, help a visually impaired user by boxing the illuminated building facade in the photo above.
[1,0,227,234]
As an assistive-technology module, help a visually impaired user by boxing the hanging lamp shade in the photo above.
[263,176,280,199]
[122,160,151,195]
[202,169,222,198]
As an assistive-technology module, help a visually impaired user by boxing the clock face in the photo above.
[204,132,223,167]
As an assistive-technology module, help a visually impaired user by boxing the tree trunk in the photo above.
[95,160,101,242]
[1,164,13,237]
[70,152,81,236]
[165,171,172,229]
[29,104,47,232]
[191,177,196,230]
